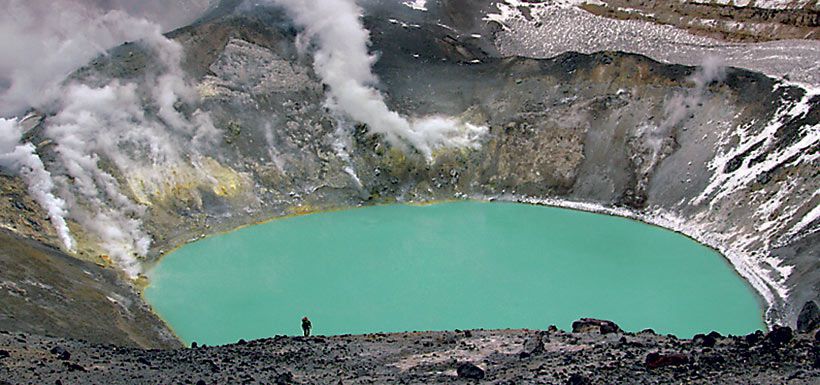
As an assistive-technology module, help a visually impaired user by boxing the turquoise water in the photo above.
[145,201,764,345]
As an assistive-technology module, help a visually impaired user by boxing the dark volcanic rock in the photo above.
[457,362,485,379]
[63,362,86,372]
[645,352,689,369]
[50,346,70,360]
[797,301,820,333]
[274,371,294,384]
[571,318,622,334]
[692,333,717,347]
[745,330,764,345]
[0,349,9,359]
[765,325,794,345]
[1,329,818,384]
[567,373,591,385]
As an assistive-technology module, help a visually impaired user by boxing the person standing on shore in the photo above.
[302,316,312,337]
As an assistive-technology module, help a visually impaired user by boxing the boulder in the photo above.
[645,352,689,369]
[707,331,723,339]
[49,346,70,361]
[797,301,819,333]
[274,371,294,385]
[567,373,591,385]
[0,350,9,359]
[456,362,485,380]
[765,325,793,345]
[520,333,545,358]
[744,330,763,345]
[571,318,622,334]
[692,333,716,347]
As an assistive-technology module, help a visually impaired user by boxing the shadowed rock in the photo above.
[765,325,794,345]
[571,318,622,334]
[645,352,689,369]
[50,346,70,361]
[797,301,819,333]
[693,333,717,347]
[567,373,591,385]
[457,362,485,379]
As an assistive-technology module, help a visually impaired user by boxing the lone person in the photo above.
[301,316,312,337]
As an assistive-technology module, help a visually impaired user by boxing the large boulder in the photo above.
[765,325,793,346]
[692,333,717,347]
[571,318,622,334]
[797,301,819,333]
[456,362,485,380]
[520,332,546,358]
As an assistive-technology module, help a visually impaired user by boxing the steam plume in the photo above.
[263,0,487,159]
[40,22,221,278]
[0,0,212,118]
[0,1,220,277]
[0,118,75,250]
[648,56,726,159]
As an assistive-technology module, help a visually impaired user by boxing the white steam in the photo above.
[0,0,212,118]
[648,56,726,159]
[0,118,75,251]
[1,1,220,278]
[39,24,220,278]
[265,0,487,159]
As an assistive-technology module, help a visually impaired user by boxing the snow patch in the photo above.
[402,0,427,11]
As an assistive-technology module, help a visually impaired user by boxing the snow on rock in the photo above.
[402,0,428,12]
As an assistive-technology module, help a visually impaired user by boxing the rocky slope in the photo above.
[0,0,817,349]
[0,319,817,384]
[582,0,819,42]
[0,228,178,349]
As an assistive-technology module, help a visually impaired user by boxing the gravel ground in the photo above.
[1,320,817,384]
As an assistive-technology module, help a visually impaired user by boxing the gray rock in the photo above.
[571,319,622,334]
[645,352,689,369]
[457,362,485,380]
[797,301,819,333]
